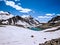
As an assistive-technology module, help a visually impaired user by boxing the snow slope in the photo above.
[15,20,30,27]
[0,25,60,45]
[0,11,13,20]
[0,11,40,27]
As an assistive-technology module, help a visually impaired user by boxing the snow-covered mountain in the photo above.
[0,11,60,45]
[0,11,13,20]
[0,11,41,28]
[48,16,60,23]
[48,16,60,26]
[21,15,40,27]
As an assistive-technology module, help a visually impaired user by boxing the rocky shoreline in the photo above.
[40,38,60,45]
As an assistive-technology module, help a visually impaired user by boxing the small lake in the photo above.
[28,27,42,31]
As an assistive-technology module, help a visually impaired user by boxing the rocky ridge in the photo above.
[0,11,41,28]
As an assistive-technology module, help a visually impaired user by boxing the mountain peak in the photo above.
[0,11,13,20]
[0,11,10,15]
[0,11,41,27]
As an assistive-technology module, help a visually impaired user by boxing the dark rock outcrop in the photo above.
[23,15,40,26]
[48,16,60,23]
[48,16,60,26]
[40,38,60,45]
[0,11,41,27]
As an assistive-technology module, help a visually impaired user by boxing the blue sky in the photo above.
[0,0,60,23]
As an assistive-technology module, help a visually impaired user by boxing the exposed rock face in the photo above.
[0,11,13,24]
[7,16,24,25]
[48,16,60,26]
[0,11,41,27]
[7,15,41,27]
[40,38,60,45]
[48,16,60,23]
[22,15,40,26]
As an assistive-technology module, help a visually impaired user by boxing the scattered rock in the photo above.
[44,38,46,40]
[31,35,34,38]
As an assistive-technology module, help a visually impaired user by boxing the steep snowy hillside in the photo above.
[21,15,40,27]
[0,25,60,45]
[0,11,41,28]
[0,11,14,24]
[0,11,13,20]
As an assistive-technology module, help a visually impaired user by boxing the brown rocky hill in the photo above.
[48,16,60,26]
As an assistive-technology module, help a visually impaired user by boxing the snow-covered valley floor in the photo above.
[0,25,60,45]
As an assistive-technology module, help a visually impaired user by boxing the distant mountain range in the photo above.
[0,11,41,28]
[0,11,60,28]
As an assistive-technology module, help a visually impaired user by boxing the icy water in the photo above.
[28,27,42,31]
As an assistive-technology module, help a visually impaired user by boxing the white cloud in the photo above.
[20,8,32,13]
[46,13,55,16]
[38,16,52,18]
[35,14,54,23]
[17,3,21,5]
[15,0,20,1]
[37,13,55,19]
[37,13,60,23]
[36,13,54,22]
[36,16,52,23]
[5,1,32,13]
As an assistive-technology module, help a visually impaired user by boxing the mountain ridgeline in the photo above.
[48,16,60,23]
[0,11,60,28]
[0,11,40,28]
[48,16,60,26]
